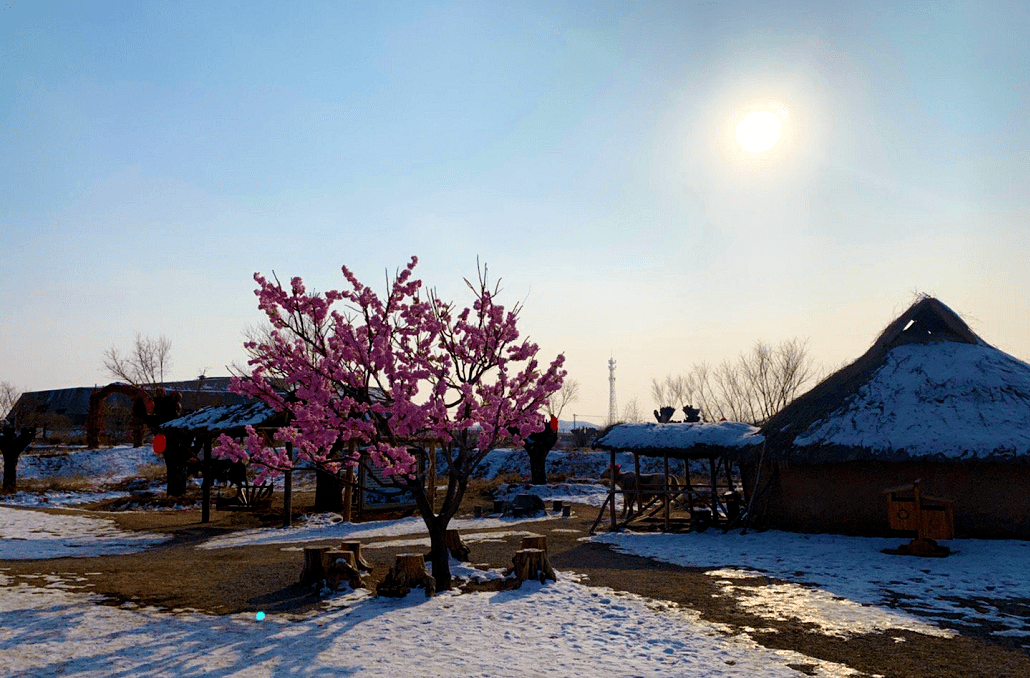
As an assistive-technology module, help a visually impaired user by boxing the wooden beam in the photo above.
[201,438,212,524]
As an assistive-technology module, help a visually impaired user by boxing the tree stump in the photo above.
[561,505,571,518]
[511,548,556,587]
[339,540,372,571]
[377,553,436,598]
[424,529,471,563]
[300,547,329,586]
[323,550,367,591]
[301,546,367,590]
[493,499,505,514]
[445,529,471,562]
[552,500,563,512]
[520,535,548,553]
[473,505,484,518]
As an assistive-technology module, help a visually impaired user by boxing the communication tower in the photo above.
[608,357,617,426]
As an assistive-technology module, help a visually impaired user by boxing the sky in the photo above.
[2,1,1028,425]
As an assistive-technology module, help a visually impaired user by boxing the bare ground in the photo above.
[2,488,1029,678]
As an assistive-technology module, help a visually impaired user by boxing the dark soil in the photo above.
[2,489,1029,678]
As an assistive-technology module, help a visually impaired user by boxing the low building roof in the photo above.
[161,402,284,436]
[593,421,763,459]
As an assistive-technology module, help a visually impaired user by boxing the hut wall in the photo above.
[744,460,1030,539]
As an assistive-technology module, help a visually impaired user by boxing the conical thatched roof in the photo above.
[760,297,1030,462]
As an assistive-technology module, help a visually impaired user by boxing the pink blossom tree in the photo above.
[216,257,565,591]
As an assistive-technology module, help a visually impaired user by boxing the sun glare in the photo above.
[735,111,782,153]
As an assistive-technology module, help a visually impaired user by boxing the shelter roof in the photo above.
[593,422,762,458]
[760,297,1030,462]
[161,402,284,436]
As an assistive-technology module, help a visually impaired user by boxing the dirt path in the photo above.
[2,500,1029,677]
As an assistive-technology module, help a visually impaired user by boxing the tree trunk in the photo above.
[314,468,343,513]
[527,448,548,485]
[426,518,452,592]
[2,451,19,493]
[163,434,189,497]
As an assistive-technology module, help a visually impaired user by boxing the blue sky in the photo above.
[2,1,1028,424]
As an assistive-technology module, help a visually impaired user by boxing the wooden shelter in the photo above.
[590,422,762,533]
[748,296,1030,539]
[162,403,437,524]
[161,402,287,523]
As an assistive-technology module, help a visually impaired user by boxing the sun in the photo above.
[735,111,782,153]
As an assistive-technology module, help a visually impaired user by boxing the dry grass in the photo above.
[10,475,97,494]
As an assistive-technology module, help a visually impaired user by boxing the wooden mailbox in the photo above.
[884,479,954,541]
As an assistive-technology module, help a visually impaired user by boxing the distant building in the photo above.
[8,377,251,429]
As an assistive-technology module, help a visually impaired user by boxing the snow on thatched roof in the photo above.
[593,422,763,458]
[761,297,1030,462]
[161,401,283,435]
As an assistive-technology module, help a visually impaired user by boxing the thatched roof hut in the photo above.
[747,296,1030,538]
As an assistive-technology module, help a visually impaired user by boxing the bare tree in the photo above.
[650,374,693,410]
[547,378,580,419]
[104,333,172,389]
[654,338,817,425]
[620,397,644,423]
[1,381,20,421]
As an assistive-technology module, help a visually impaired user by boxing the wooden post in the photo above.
[609,448,617,531]
[561,505,571,518]
[552,500,563,512]
[341,441,356,522]
[632,452,642,516]
[201,439,212,524]
[283,442,293,528]
[663,452,670,532]
[709,456,718,521]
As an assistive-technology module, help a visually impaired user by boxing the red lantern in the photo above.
[152,434,167,455]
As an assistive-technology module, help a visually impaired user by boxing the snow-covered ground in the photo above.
[0,506,167,559]
[596,530,1030,641]
[0,570,848,678]
[3,444,1030,675]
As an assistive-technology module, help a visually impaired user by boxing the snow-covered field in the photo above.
[596,530,1030,641]
[2,445,1030,675]
[0,569,840,678]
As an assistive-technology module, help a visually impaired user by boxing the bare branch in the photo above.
[546,378,579,418]
[103,333,173,388]
[0,381,20,420]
